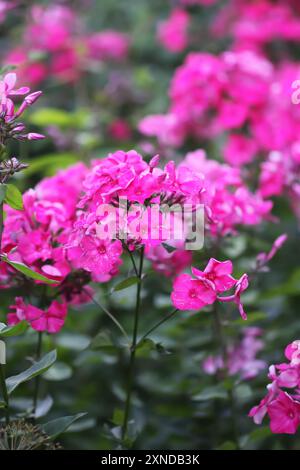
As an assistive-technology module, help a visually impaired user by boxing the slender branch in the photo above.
[125,245,138,277]
[32,331,43,416]
[0,199,9,425]
[135,308,178,349]
[212,304,240,449]
[121,246,144,442]
[0,364,9,425]
[84,288,129,341]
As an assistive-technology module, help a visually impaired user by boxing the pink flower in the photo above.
[86,31,129,61]
[217,273,249,320]
[224,134,257,166]
[157,8,190,53]
[191,258,237,293]
[8,298,67,334]
[268,392,300,435]
[171,273,216,311]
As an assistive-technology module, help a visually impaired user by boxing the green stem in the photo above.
[136,308,178,349]
[212,304,240,449]
[32,331,43,416]
[121,246,144,443]
[0,199,9,425]
[84,288,129,341]
[0,364,9,425]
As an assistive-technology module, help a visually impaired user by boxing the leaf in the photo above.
[112,276,139,292]
[192,385,227,401]
[135,338,171,358]
[25,153,79,177]
[112,408,125,426]
[42,413,87,439]
[216,441,237,450]
[29,108,76,128]
[90,330,114,351]
[0,185,7,205]
[0,321,27,337]
[43,362,73,381]
[6,350,57,395]
[4,184,23,211]
[1,254,57,284]
[35,395,53,419]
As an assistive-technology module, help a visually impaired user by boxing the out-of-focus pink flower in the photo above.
[224,134,257,166]
[157,8,190,53]
[108,119,132,142]
[86,31,130,61]
[256,234,288,268]
[203,327,266,380]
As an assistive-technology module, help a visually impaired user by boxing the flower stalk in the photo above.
[121,246,144,443]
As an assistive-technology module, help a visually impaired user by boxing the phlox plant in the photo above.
[0,0,300,452]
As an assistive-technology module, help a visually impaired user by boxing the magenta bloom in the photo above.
[171,258,248,317]
[8,298,67,334]
[191,258,236,293]
[171,273,216,311]
[250,340,300,434]
[157,8,190,53]
[268,392,300,435]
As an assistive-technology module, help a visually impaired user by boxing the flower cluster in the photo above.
[249,341,300,434]
[171,258,249,319]
[203,327,266,380]
[1,163,88,294]
[4,4,130,86]
[209,0,300,53]
[67,149,204,278]
[180,150,272,235]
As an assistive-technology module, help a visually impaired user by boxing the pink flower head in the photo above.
[157,8,190,53]
[8,298,67,334]
[268,392,300,435]
[171,273,216,311]
[191,258,237,293]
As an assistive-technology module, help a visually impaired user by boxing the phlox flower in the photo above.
[250,340,300,434]
[171,258,249,318]
[157,8,190,53]
[8,298,67,334]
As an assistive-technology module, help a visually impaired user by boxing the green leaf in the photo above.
[135,338,171,358]
[112,276,139,292]
[25,153,79,177]
[0,185,7,205]
[42,413,87,439]
[43,362,73,381]
[216,441,237,450]
[6,350,57,395]
[4,184,23,211]
[1,254,57,284]
[90,330,114,351]
[112,408,125,426]
[192,385,227,401]
[0,321,27,338]
[29,108,76,128]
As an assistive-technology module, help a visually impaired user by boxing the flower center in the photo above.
[189,288,197,298]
